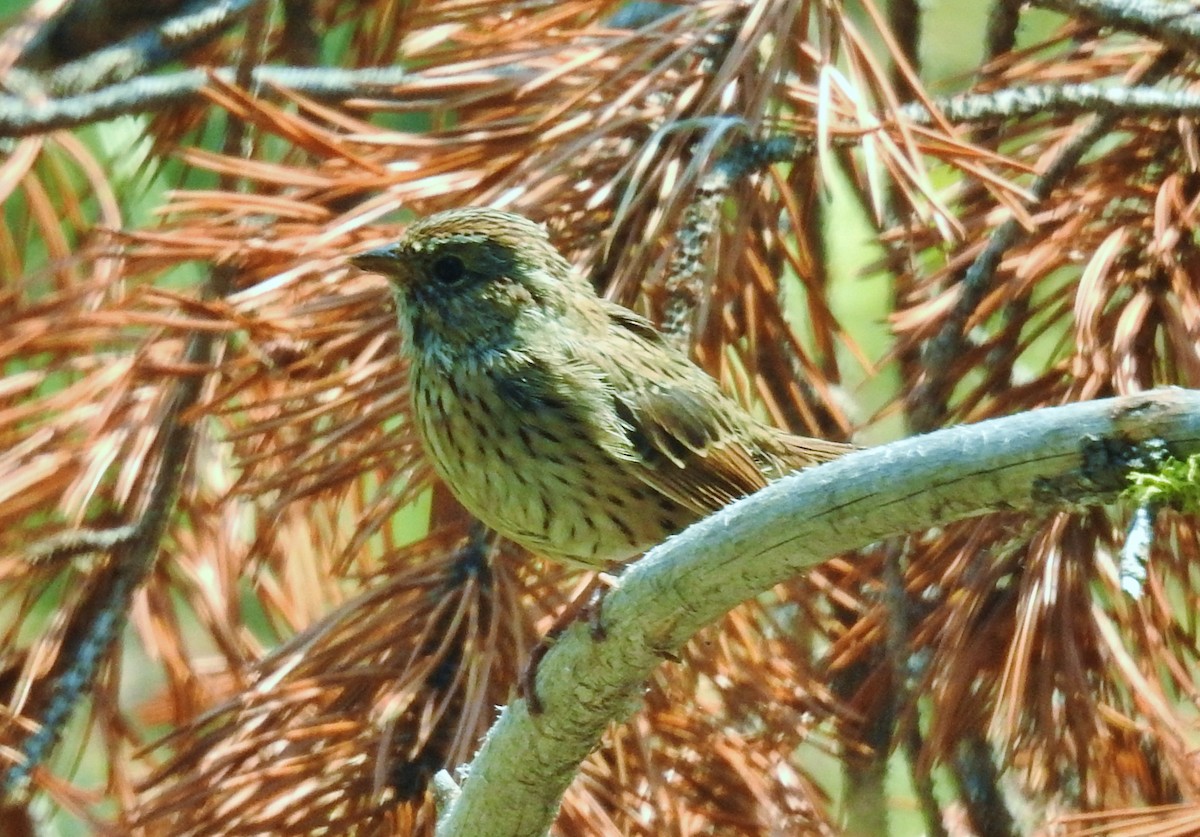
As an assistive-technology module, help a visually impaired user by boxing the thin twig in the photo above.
[882,539,951,837]
[10,0,262,96]
[904,82,1200,126]
[0,64,533,137]
[909,52,1181,431]
[954,735,1018,837]
[984,0,1023,61]
[660,134,810,346]
[1031,0,1200,53]
[1,264,236,797]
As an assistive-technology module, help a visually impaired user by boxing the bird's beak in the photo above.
[349,245,402,275]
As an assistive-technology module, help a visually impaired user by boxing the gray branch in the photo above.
[0,64,530,138]
[1031,0,1200,53]
[434,388,1200,837]
[15,0,261,95]
[906,83,1200,126]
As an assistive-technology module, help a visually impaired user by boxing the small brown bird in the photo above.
[352,208,853,570]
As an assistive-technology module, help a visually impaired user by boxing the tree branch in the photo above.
[908,50,1180,431]
[1,266,236,797]
[1031,0,1200,53]
[434,389,1200,837]
[904,82,1200,126]
[0,64,530,138]
[12,0,261,95]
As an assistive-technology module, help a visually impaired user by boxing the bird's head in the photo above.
[351,208,590,365]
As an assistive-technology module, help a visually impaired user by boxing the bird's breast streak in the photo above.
[409,362,674,566]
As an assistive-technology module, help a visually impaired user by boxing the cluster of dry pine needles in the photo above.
[3,0,1200,834]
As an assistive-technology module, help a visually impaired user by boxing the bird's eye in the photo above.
[431,254,467,285]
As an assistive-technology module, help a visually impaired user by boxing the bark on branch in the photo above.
[435,388,1200,837]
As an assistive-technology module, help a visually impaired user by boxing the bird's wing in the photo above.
[610,380,769,514]
[589,303,770,515]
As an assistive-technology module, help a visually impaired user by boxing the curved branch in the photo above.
[434,389,1200,837]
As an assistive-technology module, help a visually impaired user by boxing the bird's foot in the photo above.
[520,572,616,714]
